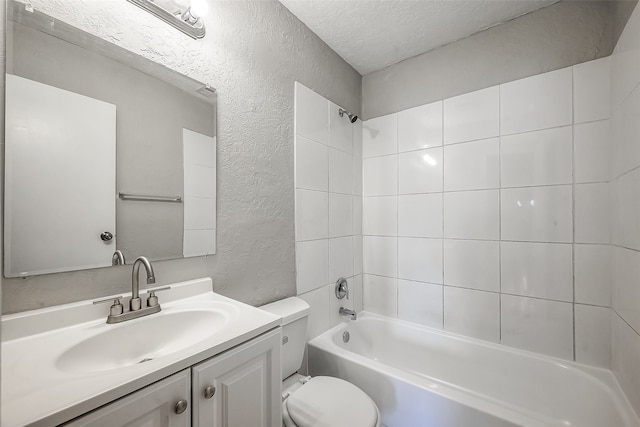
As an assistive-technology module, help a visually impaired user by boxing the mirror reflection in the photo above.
[4,2,217,278]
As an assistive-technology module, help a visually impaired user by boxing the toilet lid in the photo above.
[285,376,378,427]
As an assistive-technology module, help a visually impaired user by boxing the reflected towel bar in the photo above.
[118,193,182,203]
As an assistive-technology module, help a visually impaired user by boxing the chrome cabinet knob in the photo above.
[174,399,188,414]
[204,385,216,399]
[100,231,113,241]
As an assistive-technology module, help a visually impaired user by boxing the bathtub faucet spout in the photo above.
[339,307,357,320]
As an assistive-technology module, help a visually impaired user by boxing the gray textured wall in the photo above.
[362,1,621,119]
[2,0,361,314]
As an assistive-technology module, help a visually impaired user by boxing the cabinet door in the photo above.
[64,369,191,427]
[192,329,282,427]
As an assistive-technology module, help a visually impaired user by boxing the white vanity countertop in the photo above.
[1,278,281,427]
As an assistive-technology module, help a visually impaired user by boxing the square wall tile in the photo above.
[398,194,443,238]
[612,247,640,333]
[444,138,499,191]
[329,102,353,153]
[500,242,573,302]
[612,313,640,416]
[443,239,499,292]
[575,183,610,244]
[363,114,397,158]
[352,196,362,235]
[612,168,640,250]
[363,155,398,196]
[295,189,328,241]
[500,126,573,187]
[444,287,500,342]
[575,304,611,368]
[295,239,329,294]
[398,238,443,284]
[575,244,611,306]
[296,136,328,191]
[398,148,443,194]
[295,82,329,145]
[363,236,397,277]
[501,185,573,243]
[573,57,611,124]
[500,67,573,135]
[444,86,499,144]
[329,193,352,238]
[398,101,443,152]
[364,274,398,317]
[353,236,363,275]
[574,120,611,184]
[329,237,353,281]
[298,285,331,339]
[352,274,364,312]
[611,87,640,178]
[329,148,353,194]
[501,294,573,359]
[353,154,363,196]
[444,190,500,240]
[353,121,362,156]
[363,196,397,236]
[398,280,443,329]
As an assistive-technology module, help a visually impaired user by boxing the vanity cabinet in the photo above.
[64,369,191,427]
[61,329,281,427]
[192,329,282,427]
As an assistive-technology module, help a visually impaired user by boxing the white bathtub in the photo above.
[308,313,639,427]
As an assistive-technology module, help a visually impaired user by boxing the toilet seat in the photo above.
[283,376,380,427]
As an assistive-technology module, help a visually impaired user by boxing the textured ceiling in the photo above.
[279,0,560,75]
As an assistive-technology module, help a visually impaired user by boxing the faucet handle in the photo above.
[145,286,170,307]
[93,297,124,316]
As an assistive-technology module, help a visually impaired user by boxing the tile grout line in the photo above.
[571,68,577,362]
[498,84,502,343]
[441,100,446,330]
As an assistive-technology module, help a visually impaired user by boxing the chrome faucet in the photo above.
[94,256,165,324]
[130,256,156,311]
[111,250,126,266]
[339,307,357,320]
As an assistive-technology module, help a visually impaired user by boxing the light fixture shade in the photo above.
[127,0,206,39]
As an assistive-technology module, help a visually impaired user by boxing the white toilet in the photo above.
[261,297,381,427]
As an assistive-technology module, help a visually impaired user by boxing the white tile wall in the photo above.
[500,67,573,135]
[397,238,443,284]
[443,239,499,292]
[444,86,499,144]
[294,83,363,340]
[360,58,617,367]
[444,287,500,342]
[398,101,443,152]
[501,185,573,243]
[398,148,443,194]
[500,126,573,187]
[500,242,573,301]
[444,190,500,240]
[443,138,499,191]
[501,294,573,359]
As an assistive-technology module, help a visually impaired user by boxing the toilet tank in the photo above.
[261,297,310,380]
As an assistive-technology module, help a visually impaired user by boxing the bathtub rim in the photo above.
[308,311,640,427]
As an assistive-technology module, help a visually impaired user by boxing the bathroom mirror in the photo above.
[3,1,217,277]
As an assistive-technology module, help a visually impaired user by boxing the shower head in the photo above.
[339,108,358,124]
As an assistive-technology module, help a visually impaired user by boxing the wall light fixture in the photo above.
[126,0,207,39]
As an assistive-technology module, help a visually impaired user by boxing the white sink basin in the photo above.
[56,309,229,373]
[1,278,283,427]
